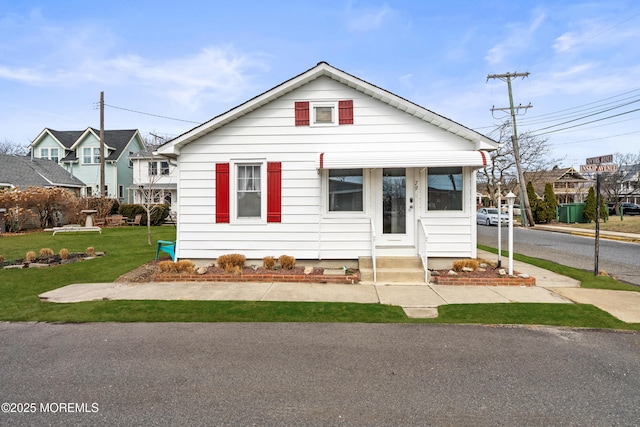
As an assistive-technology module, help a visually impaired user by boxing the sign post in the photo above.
[580,155,617,276]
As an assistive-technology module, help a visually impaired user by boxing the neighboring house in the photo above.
[0,154,85,193]
[618,163,640,204]
[524,167,594,204]
[129,145,178,214]
[29,127,145,202]
[157,62,498,269]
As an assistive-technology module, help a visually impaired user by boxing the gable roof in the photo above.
[31,128,141,162]
[158,62,498,157]
[523,167,593,196]
[0,155,86,189]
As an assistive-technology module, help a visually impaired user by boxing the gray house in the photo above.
[0,154,85,192]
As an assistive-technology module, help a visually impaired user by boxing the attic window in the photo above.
[311,102,337,126]
[295,100,353,126]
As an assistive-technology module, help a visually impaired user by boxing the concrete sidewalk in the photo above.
[38,249,640,323]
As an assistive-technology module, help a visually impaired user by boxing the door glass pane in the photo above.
[383,168,406,234]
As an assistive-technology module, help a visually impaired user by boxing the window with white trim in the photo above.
[236,164,262,218]
[160,161,170,175]
[149,161,158,176]
[311,102,338,127]
[328,169,364,212]
[83,147,101,164]
[39,148,59,162]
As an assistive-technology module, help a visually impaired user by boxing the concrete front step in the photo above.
[359,256,423,269]
[359,256,427,283]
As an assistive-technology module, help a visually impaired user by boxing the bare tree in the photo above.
[477,121,559,208]
[134,146,173,245]
[0,139,27,156]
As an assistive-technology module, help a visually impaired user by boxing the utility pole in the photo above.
[99,91,106,198]
[487,72,535,227]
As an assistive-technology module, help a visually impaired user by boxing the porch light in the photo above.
[506,191,516,275]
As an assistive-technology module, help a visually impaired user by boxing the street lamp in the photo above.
[506,191,516,276]
[496,182,502,269]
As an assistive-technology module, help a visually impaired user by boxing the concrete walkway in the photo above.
[38,249,640,323]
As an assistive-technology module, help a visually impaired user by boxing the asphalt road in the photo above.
[1,322,638,426]
[478,224,640,286]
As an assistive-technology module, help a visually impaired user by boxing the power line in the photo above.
[528,99,640,133]
[472,89,640,133]
[551,129,640,146]
[518,94,640,126]
[103,103,201,124]
[531,107,640,136]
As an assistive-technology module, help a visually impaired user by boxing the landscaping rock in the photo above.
[28,263,50,268]
[498,269,507,276]
[448,270,458,276]
[196,266,208,275]
[462,267,474,272]
[304,266,314,275]
[518,273,530,279]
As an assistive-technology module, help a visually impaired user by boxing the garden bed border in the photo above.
[155,272,360,284]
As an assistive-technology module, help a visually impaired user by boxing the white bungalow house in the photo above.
[157,62,498,281]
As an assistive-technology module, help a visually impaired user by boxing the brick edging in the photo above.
[155,273,360,284]
[432,276,536,286]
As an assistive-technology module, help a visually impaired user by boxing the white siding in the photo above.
[175,76,479,261]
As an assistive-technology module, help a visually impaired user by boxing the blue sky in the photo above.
[1,0,639,167]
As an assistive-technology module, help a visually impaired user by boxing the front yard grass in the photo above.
[0,228,638,329]
[478,244,640,292]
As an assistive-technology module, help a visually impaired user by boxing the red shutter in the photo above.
[295,101,310,126]
[267,162,282,223]
[215,163,230,223]
[338,100,353,124]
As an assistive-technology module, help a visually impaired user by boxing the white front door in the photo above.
[375,168,415,247]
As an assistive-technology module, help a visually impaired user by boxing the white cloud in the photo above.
[346,3,395,32]
[485,11,547,66]
[0,40,268,109]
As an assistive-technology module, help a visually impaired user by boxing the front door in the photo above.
[376,168,414,247]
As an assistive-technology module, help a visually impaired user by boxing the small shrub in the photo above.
[25,251,36,262]
[59,248,70,260]
[158,260,177,273]
[452,258,496,272]
[278,255,296,270]
[228,265,242,275]
[452,259,480,272]
[263,256,276,269]
[85,247,95,256]
[39,248,54,257]
[175,260,195,273]
[217,254,246,270]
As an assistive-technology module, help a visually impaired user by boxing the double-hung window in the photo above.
[160,161,170,175]
[83,147,101,164]
[149,161,158,176]
[40,148,59,162]
[237,164,262,218]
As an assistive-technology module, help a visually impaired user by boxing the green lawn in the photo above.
[0,228,638,329]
